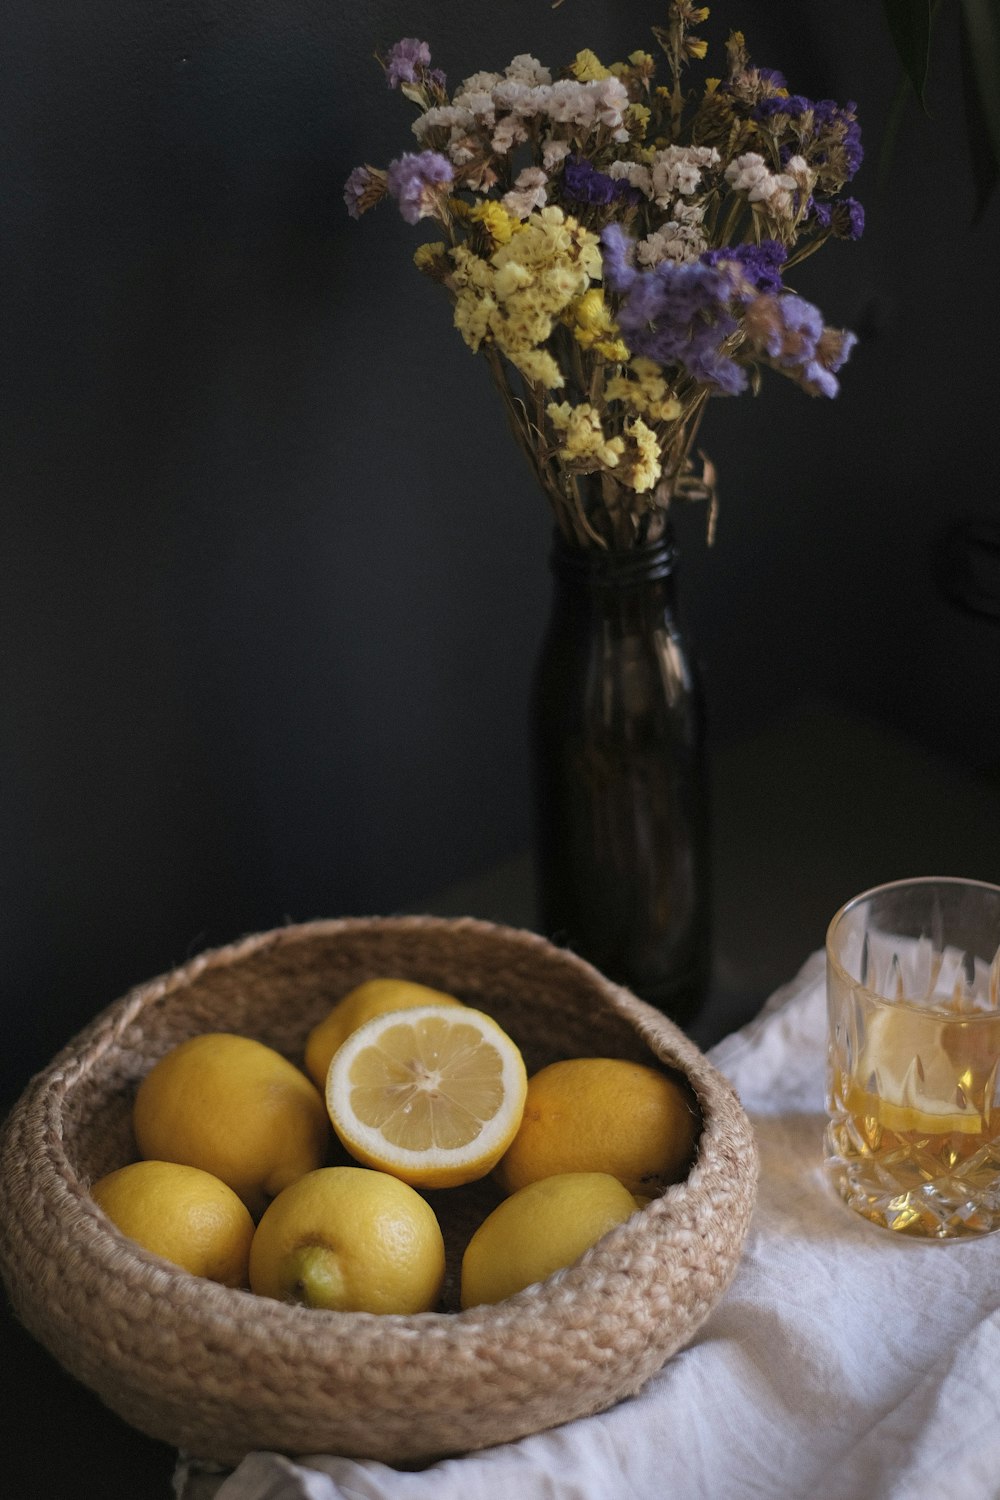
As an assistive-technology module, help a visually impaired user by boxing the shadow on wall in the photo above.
[1,0,997,1101]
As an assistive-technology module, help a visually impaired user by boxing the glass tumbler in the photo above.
[825,876,1000,1239]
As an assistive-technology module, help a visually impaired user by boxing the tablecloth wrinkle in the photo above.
[177,951,1000,1500]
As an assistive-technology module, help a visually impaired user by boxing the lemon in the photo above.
[91,1160,255,1286]
[460,1171,637,1308]
[844,1005,987,1137]
[304,977,464,1090]
[498,1056,698,1197]
[248,1166,445,1314]
[326,1003,527,1189]
[133,1032,330,1216]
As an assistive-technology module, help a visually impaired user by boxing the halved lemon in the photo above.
[326,1004,527,1189]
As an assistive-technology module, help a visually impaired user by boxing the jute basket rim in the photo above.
[0,914,758,1466]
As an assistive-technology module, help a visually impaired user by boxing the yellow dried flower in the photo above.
[414,241,446,268]
[448,211,601,390]
[606,358,683,423]
[626,103,651,138]
[469,200,522,246]
[618,417,662,493]
[569,289,630,363]
[547,401,625,468]
[515,349,565,389]
[685,38,709,61]
[571,49,612,82]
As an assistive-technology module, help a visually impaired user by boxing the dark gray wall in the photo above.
[2,0,997,1103]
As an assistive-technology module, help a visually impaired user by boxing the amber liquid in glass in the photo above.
[826,980,1000,1238]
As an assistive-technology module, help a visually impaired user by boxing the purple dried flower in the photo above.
[753,93,812,122]
[701,239,787,296]
[343,164,378,220]
[744,292,855,397]
[602,227,747,394]
[386,151,453,224]
[831,196,865,240]
[562,155,642,209]
[753,93,864,181]
[385,38,432,90]
[600,223,638,293]
[809,197,833,230]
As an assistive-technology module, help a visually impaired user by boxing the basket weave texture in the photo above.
[0,916,757,1466]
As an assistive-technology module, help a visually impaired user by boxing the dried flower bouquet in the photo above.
[346,4,863,550]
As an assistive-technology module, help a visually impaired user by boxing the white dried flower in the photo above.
[725,152,773,196]
[412,104,474,143]
[504,54,552,87]
[502,166,549,220]
[636,222,708,266]
[607,160,654,199]
[541,136,572,171]
[650,145,720,205]
[492,115,530,153]
[455,70,502,100]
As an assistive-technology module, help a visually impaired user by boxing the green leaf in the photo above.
[881,0,934,109]
[959,0,1000,213]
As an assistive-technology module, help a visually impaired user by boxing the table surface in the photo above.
[4,700,999,1497]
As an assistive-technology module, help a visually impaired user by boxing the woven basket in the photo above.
[0,915,757,1466]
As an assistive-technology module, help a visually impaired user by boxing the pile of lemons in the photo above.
[91,979,698,1314]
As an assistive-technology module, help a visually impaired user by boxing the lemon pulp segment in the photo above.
[326,1004,527,1188]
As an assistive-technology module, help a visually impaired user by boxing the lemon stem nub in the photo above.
[282,1244,345,1309]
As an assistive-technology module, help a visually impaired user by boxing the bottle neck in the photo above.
[548,528,678,591]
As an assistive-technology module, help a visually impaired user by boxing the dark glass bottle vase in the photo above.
[530,529,711,1028]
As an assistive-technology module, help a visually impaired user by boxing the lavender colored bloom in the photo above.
[385,38,432,90]
[601,227,747,393]
[701,239,787,296]
[744,291,854,397]
[343,165,375,220]
[386,151,453,224]
[756,67,788,90]
[822,327,858,373]
[753,94,864,179]
[753,93,812,122]
[600,223,638,293]
[831,196,865,240]
[562,155,642,208]
[809,197,833,230]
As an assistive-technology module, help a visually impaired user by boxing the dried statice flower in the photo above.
[347,3,864,549]
[385,151,454,224]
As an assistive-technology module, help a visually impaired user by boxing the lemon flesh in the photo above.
[326,1004,527,1189]
[304,978,465,1091]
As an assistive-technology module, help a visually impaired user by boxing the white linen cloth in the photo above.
[176,953,1000,1500]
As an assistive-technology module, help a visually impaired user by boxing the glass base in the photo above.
[824,1129,1000,1240]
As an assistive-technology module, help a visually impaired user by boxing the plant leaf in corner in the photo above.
[881,0,934,110]
[959,0,1000,216]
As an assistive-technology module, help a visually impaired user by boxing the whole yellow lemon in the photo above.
[498,1056,698,1198]
[249,1165,446,1315]
[304,977,464,1090]
[133,1032,330,1216]
[460,1171,637,1308]
[90,1159,255,1286]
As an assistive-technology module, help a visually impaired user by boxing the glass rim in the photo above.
[826,874,1000,1008]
